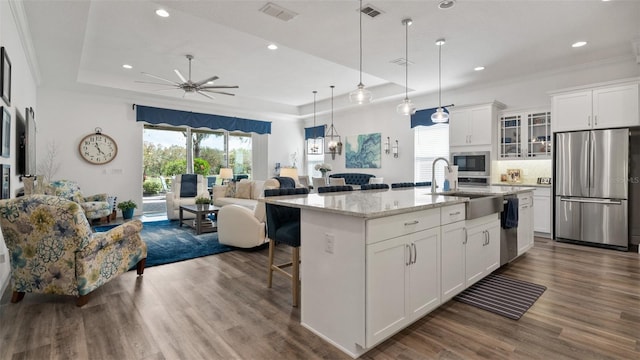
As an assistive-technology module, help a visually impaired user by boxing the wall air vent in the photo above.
[390,58,414,66]
[259,2,298,22]
[361,4,384,18]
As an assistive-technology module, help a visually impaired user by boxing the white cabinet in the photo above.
[366,227,440,346]
[532,187,551,236]
[517,192,534,255]
[552,83,639,132]
[465,216,500,287]
[499,110,551,159]
[440,220,466,302]
[450,102,505,147]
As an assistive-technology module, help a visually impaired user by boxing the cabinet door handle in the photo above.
[412,242,417,264]
[594,115,598,126]
[487,230,490,244]
[587,115,591,126]
[404,220,419,226]
[449,211,461,216]
[463,227,468,244]
[406,244,411,266]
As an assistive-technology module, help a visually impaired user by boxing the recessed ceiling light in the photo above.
[155,9,169,17]
[438,0,456,10]
[122,64,133,69]
[267,43,278,50]
[572,41,587,48]
[474,66,485,71]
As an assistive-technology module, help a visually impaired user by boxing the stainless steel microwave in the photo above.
[451,151,491,177]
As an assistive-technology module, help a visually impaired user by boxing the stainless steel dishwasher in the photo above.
[500,195,518,266]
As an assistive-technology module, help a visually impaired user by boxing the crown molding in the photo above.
[9,0,42,85]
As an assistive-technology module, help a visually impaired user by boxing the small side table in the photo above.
[179,204,220,235]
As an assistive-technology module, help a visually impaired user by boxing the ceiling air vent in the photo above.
[259,2,298,22]
[390,58,414,66]
[361,4,384,18]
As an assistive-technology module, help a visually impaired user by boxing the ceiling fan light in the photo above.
[397,98,416,116]
[431,108,449,123]
[349,84,372,104]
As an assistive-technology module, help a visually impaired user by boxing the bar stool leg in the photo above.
[292,246,300,307]
[267,238,275,288]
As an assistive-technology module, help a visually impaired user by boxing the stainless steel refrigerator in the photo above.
[555,128,629,249]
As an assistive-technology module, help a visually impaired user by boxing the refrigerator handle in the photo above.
[589,132,595,189]
[560,197,623,205]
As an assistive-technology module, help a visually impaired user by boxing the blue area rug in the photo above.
[94,220,234,268]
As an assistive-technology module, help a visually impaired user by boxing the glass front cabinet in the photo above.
[499,110,551,159]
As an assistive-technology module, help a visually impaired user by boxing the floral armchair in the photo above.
[45,180,112,222]
[0,195,147,306]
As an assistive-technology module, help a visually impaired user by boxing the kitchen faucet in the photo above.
[431,157,450,193]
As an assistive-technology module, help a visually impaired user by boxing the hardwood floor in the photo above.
[1,237,639,359]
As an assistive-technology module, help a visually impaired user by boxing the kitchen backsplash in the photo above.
[492,159,552,185]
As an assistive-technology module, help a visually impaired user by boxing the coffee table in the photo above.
[179,204,220,235]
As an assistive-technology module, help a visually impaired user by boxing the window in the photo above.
[306,138,325,178]
[414,123,449,186]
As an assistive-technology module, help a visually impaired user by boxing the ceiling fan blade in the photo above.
[199,89,236,96]
[134,80,178,87]
[196,91,216,100]
[174,69,187,83]
[199,85,239,89]
[194,75,219,87]
[141,72,181,85]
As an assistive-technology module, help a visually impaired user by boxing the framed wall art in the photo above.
[2,106,10,158]
[1,47,11,106]
[345,132,381,169]
[1,164,9,199]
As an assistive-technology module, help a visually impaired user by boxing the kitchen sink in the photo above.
[448,192,504,219]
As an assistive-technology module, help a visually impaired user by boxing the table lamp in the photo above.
[279,167,298,181]
[219,168,233,185]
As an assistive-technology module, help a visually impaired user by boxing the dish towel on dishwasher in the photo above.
[502,198,519,229]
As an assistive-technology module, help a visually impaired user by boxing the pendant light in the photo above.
[397,18,415,116]
[431,38,449,123]
[310,90,320,154]
[325,85,342,159]
[349,0,372,104]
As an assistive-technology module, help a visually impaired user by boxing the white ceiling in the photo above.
[22,0,640,118]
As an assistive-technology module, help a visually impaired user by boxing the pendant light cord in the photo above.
[359,0,363,85]
[404,21,409,100]
[438,44,442,108]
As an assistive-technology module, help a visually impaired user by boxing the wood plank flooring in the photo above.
[1,237,639,359]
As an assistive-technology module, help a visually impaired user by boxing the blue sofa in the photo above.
[329,173,375,186]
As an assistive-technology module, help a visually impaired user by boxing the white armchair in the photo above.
[217,204,267,248]
[166,174,210,220]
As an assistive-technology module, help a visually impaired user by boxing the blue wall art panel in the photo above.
[345,132,381,168]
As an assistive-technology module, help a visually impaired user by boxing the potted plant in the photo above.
[195,196,211,209]
[117,200,137,220]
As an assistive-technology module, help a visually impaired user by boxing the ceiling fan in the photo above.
[137,54,238,100]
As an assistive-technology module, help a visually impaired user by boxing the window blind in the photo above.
[414,123,450,186]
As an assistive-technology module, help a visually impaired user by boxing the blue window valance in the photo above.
[410,107,450,128]
[305,125,326,140]
[135,105,271,134]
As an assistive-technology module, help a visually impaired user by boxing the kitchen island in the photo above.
[263,186,533,358]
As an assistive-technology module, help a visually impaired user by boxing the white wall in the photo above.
[0,0,39,296]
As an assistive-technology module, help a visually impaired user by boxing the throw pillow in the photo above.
[235,180,252,199]
[224,184,236,198]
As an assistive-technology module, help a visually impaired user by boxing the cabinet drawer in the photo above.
[518,192,533,206]
[366,208,440,244]
[532,187,550,197]
[441,204,466,225]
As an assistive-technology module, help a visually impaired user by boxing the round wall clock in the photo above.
[78,127,118,165]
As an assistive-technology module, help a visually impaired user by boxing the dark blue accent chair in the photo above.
[414,181,432,187]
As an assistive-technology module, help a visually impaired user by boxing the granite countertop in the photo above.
[441,185,538,195]
[261,188,468,218]
[491,182,551,188]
